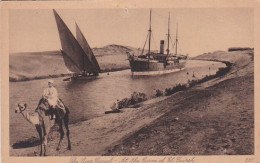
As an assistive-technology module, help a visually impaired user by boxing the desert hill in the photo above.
[10,44,142,81]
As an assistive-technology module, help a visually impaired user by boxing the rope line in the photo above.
[141,33,149,55]
[169,35,175,54]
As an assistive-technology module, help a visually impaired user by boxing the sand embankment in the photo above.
[105,50,254,155]
[10,50,254,156]
[9,44,140,82]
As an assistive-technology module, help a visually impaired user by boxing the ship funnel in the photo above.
[160,40,164,54]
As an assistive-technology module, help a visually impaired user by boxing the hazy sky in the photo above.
[10,8,253,56]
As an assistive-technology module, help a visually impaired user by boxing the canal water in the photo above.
[9,60,225,145]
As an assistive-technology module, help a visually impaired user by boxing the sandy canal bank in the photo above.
[10,50,254,156]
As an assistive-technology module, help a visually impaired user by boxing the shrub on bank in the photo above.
[165,83,187,96]
[188,64,231,88]
[111,92,147,110]
[155,89,164,97]
[215,66,231,77]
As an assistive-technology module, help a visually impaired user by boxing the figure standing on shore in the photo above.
[111,99,120,111]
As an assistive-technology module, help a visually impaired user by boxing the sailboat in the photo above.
[127,10,187,75]
[53,9,101,81]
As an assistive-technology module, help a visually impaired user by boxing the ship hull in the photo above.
[129,59,186,76]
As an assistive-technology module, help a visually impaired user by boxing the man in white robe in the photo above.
[43,80,65,119]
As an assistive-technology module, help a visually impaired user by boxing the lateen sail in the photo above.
[76,23,101,73]
[53,9,95,73]
[60,50,81,73]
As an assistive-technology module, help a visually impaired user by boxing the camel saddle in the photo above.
[38,98,67,114]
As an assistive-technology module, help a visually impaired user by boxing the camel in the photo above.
[15,98,71,156]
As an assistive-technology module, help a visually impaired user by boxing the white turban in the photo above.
[48,79,54,84]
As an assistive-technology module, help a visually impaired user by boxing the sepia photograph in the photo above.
[1,1,259,162]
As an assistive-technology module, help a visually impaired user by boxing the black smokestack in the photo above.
[160,40,164,54]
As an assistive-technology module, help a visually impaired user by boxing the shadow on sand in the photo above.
[12,136,41,149]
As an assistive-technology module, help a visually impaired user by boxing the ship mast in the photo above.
[175,23,178,55]
[167,13,170,56]
[148,9,152,65]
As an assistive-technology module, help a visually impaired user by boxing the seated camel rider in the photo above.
[43,80,66,120]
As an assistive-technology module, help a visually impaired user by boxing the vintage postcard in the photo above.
[1,0,260,163]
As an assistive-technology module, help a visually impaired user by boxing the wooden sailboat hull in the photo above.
[63,74,99,81]
[129,58,186,76]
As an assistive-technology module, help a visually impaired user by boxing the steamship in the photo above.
[127,10,187,75]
